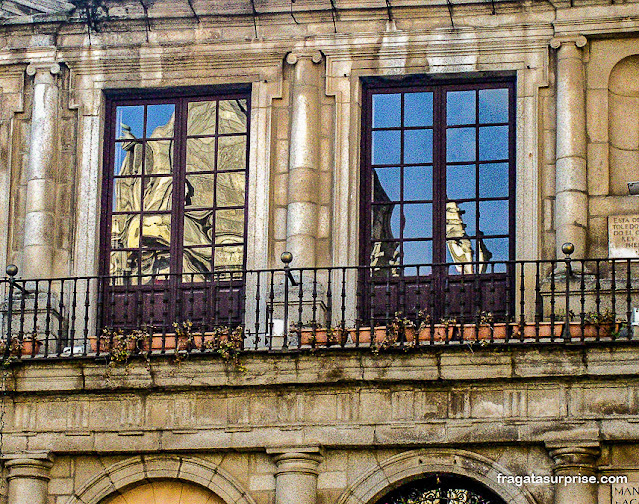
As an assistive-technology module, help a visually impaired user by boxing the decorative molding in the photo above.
[2,452,55,481]
[286,50,323,65]
[550,35,588,50]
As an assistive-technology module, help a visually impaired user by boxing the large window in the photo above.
[361,77,515,321]
[100,89,250,328]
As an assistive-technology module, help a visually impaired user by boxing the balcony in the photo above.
[1,250,638,360]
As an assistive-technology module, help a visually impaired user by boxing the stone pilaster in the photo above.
[285,51,323,268]
[23,62,61,279]
[268,446,323,504]
[3,452,54,504]
[550,36,588,260]
[547,444,599,504]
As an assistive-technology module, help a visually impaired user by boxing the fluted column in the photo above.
[268,446,323,504]
[3,453,54,504]
[285,51,323,268]
[551,36,588,259]
[547,444,599,504]
[23,62,61,278]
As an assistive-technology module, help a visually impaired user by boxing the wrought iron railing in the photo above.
[1,247,638,359]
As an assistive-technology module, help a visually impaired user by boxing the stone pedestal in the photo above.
[547,444,599,504]
[268,446,323,504]
[3,453,54,504]
[551,36,588,260]
[23,62,61,279]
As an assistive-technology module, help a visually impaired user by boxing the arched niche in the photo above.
[103,480,224,504]
[608,55,639,195]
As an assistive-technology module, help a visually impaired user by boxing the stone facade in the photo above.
[1,1,639,504]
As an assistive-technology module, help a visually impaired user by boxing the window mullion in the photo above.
[172,97,188,276]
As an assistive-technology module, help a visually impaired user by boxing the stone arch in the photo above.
[608,55,639,195]
[336,449,536,504]
[102,480,224,504]
[65,455,257,504]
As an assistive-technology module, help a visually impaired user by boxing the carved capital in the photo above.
[547,444,600,474]
[267,446,323,476]
[26,62,61,77]
[3,452,55,481]
[286,51,323,66]
[550,35,587,50]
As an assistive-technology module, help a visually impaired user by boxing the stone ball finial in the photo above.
[561,242,575,256]
[6,264,18,277]
[281,251,293,265]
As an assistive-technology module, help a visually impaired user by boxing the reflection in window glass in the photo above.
[113,179,140,212]
[186,137,216,173]
[145,140,173,174]
[447,90,476,125]
[146,104,175,138]
[111,214,140,249]
[185,173,215,208]
[446,164,475,200]
[404,92,433,127]
[446,201,475,240]
[481,238,509,265]
[140,249,171,278]
[218,100,248,134]
[115,142,142,176]
[116,106,144,139]
[479,125,509,161]
[216,209,245,244]
[372,130,401,165]
[446,128,476,162]
[479,163,509,198]
[187,100,217,136]
[373,167,400,202]
[479,200,509,235]
[218,136,246,171]
[371,204,399,240]
[370,241,399,272]
[404,129,433,164]
[184,210,214,247]
[217,172,246,207]
[142,214,171,249]
[372,93,401,128]
[215,245,244,270]
[479,88,509,123]
[404,166,432,201]
[404,203,432,238]
[143,176,172,211]
[183,247,212,275]
[110,251,136,276]
[403,241,433,274]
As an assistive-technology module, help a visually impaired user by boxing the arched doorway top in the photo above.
[336,449,535,504]
[104,480,223,504]
[65,455,256,504]
[609,55,639,95]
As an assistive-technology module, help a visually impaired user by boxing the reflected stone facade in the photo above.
[0,2,639,504]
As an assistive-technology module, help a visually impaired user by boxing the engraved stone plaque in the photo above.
[609,214,639,258]
[612,483,639,504]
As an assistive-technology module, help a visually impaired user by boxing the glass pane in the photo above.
[404,203,432,239]
[141,214,171,249]
[370,241,399,271]
[146,104,175,138]
[403,241,432,274]
[446,240,475,274]
[214,245,244,270]
[143,176,172,211]
[446,201,475,238]
[218,99,248,134]
[186,173,215,208]
[187,137,216,173]
[447,90,476,125]
[184,209,214,247]
[111,214,140,249]
[481,238,509,266]
[479,125,509,161]
[372,93,401,128]
[404,129,433,164]
[215,209,245,244]
[115,142,143,176]
[113,178,140,212]
[110,251,137,277]
[217,172,246,207]
[371,204,399,240]
[116,105,144,139]
[479,163,509,198]
[218,136,247,171]
[183,247,212,276]
[188,100,217,136]
[446,128,476,163]
[479,88,509,124]
[372,130,401,165]
[446,164,476,200]
[373,167,400,202]
[140,249,171,278]
[404,166,432,201]
[145,140,173,174]
[404,92,433,127]
[479,200,509,235]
